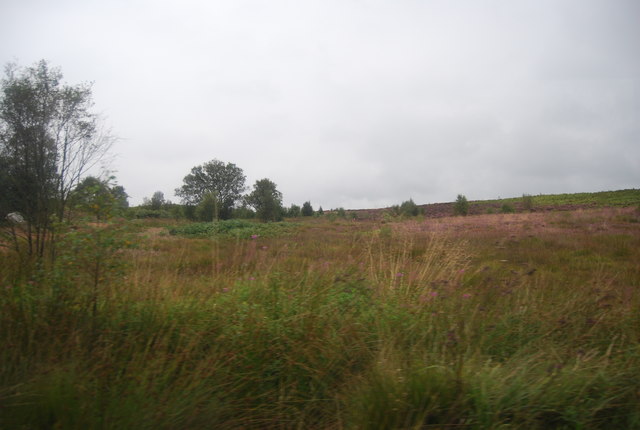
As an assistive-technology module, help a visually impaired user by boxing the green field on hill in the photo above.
[478,189,640,207]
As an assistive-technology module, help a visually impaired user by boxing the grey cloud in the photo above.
[1,0,638,208]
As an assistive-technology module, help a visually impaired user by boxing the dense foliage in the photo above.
[453,194,469,216]
[0,60,111,257]
[246,178,283,222]
[175,159,246,220]
[301,201,314,217]
[168,219,297,238]
[69,176,129,220]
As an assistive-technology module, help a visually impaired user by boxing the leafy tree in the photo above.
[175,159,245,220]
[69,176,128,221]
[0,154,19,217]
[150,191,165,210]
[233,204,255,219]
[317,206,324,216]
[301,201,314,217]
[453,194,469,216]
[70,177,109,221]
[246,178,283,222]
[287,204,301,218]
[400,198,420,216]
[111,185,129,210]
[0,60,112,257]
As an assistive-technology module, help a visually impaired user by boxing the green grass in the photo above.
[1,207,640,428]
[476,189,640,209]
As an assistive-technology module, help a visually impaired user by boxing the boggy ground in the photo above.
[1,207,639,429]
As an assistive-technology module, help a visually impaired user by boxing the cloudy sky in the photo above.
[1,0,638,209]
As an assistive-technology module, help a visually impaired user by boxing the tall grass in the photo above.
[1,208,639,428]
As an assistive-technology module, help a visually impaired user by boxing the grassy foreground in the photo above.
[1,207,640,429]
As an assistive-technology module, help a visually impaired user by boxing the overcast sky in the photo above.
[1,0,638,209]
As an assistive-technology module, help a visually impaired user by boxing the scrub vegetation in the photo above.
[2,202,640,429]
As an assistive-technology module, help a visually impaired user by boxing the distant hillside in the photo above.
[350,189,640,220]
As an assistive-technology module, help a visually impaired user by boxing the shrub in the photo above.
[399,199,420,217]
[168,219,297,238]
[453,194,469,216]
[501,203,515,213]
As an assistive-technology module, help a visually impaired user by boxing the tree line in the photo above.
[0,59,324,263]
[135,158,322,223]
[169,159,324,222]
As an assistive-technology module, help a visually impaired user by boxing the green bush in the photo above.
[399,199,420,217]
[453,194,469,216]
[501,203,515,213]
[168,219,297,238]
[522,194,534,211]
[286,204,301,218]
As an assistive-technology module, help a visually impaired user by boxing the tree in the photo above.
[399,198,420,217]
[287,204,301,218]
[246,178,283,222]
[301,201,314,217]
[233,204,255,219]
[0,60,112,257]
[453,194,469,216]
[150,191,165,210]
[111,185,129,210]
[175,159,245,220]
[69,176,126,221]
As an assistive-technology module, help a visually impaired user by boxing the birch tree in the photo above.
[0,60,113,258]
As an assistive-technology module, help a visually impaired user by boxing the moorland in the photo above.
[1,191,640,429]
